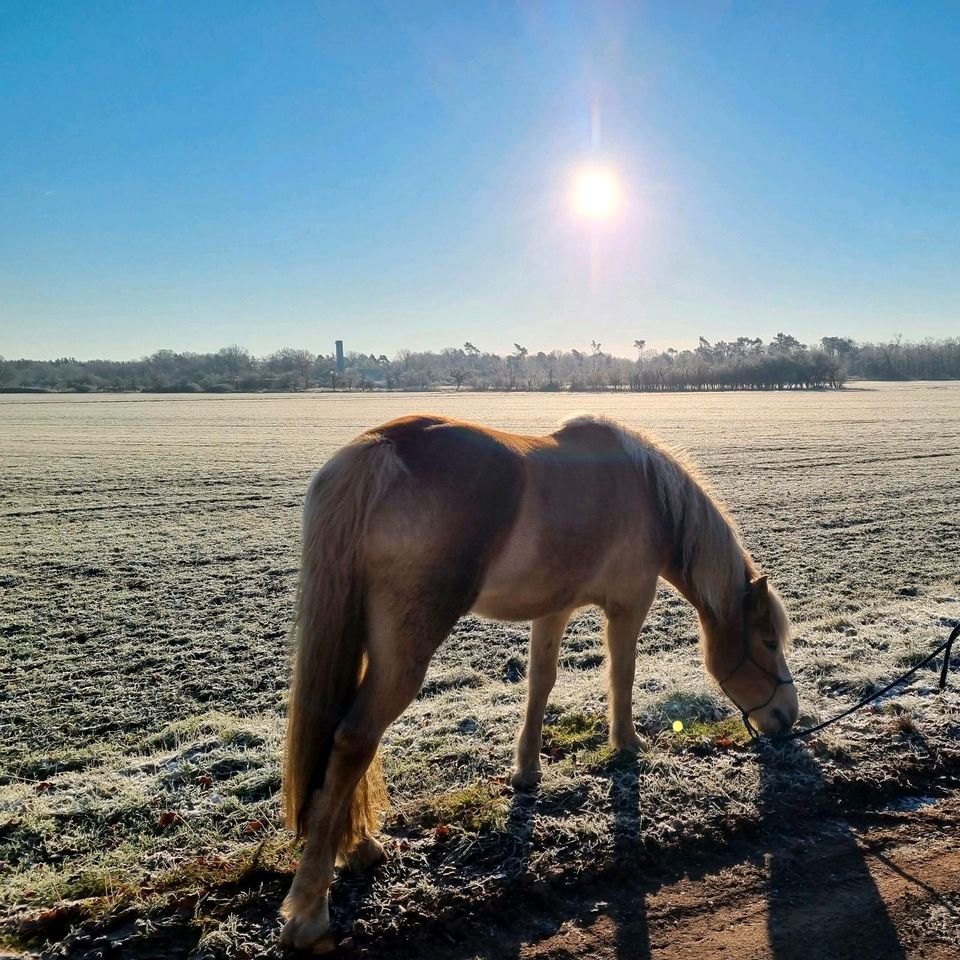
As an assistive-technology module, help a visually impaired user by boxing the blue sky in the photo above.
[2,1,958,360]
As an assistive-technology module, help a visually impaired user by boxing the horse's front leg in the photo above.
[513,609,572,788]
[605,584,657,752]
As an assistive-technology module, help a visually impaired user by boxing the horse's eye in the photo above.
[763,640,778,651]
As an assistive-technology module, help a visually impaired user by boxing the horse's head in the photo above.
[704,575,799,736]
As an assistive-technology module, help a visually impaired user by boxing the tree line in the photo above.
[2,334,958,394]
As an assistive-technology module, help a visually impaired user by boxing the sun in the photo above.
[572,166,623,221]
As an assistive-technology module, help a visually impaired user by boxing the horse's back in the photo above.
[358,414,664,620]
[361,416,531,605]
[475,418,665,618]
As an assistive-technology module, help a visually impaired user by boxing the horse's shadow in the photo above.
[605,754,652,959]
[601,746,906,960]
[759,746,905,960]
[338,746,906,960]
[591,745,909,960]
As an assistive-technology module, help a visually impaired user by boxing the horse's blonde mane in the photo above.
[561,414,753,617]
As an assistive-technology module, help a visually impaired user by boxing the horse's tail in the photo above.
[282,435,402,846]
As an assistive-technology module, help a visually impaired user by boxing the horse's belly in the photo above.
[471,579,575,621]
[471,516,584,621]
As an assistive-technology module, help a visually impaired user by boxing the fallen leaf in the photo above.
[170,893,198,913]
[30,906,74,926]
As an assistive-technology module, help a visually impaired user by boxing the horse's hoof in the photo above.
[511,766,542,790]
[611,732,644,754]
[279,916,336,954]
[342,835,385,872]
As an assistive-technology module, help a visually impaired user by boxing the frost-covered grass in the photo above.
[1,385,958,955]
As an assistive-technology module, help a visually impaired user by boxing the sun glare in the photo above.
[572,166,623,221]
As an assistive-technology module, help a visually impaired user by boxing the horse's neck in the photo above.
[640,448,747,619]
[660,552,745,630]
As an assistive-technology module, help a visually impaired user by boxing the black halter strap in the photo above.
[720,573,959,743]
[718,572,794,738]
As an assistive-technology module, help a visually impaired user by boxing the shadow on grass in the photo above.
[760,747,905,960]
[602,747,907,960]
[606,754,652,959]
[414,757,653,960]
[256,746,920,959]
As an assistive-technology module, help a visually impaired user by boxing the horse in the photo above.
[279,413,799,952]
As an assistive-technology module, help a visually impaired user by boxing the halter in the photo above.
[717,573,795,738]
[719,573,959,743]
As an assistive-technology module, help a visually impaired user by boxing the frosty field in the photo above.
[1,383,959,957]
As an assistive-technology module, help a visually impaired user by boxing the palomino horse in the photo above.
[280,413,799,951]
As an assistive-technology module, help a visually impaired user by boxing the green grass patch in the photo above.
[576,744,618,771]
[418,782,510,834]
[3,835,299,951]
[668,716,752,749]
[542,711,606,752]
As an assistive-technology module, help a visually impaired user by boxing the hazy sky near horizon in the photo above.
[2,1,959,361]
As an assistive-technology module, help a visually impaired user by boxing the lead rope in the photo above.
[758,621,960,744]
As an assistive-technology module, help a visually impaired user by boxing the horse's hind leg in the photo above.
[280,586,459,954]
[513,609,572,788]
[605,582,657,752]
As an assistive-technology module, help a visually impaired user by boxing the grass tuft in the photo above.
[668,716,752,748]
[418,782,510,833]
[647,691,721,730]
[542,712,606,752]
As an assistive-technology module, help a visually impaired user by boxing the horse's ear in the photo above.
[751,575,770,615]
